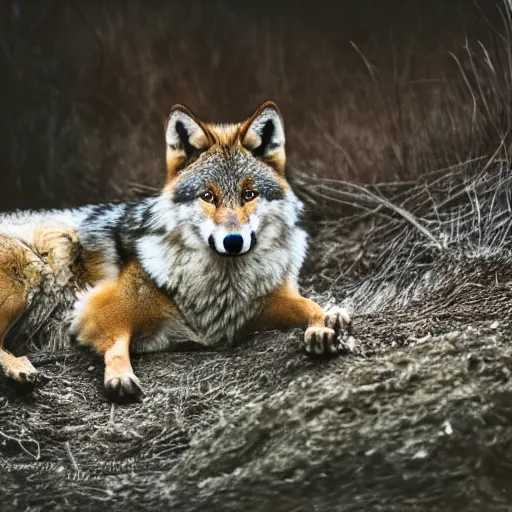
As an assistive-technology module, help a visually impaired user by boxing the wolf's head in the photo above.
[162,101,300,257]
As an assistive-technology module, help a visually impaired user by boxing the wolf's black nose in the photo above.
[223,234,244,254]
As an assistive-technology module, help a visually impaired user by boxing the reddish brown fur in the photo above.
[33,225,82,285]
[0,236,45,381]
[204,124,241,147]
[212,205,250,226]
[76,261,177,354]
[74,260,180,390]
[165,104,213,179]
[0,225,99,383]
[240,101,286,175]
[252,280,327,331]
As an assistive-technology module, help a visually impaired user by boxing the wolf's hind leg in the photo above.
[0,236,46,390]
[33,224,80,286]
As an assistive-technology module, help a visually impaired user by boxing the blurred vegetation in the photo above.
[0,0,508,212]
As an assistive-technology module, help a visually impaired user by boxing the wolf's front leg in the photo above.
[71,262,176,402]
[254,281,351,355]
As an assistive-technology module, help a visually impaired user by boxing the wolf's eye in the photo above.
[201,191,216,204]
[243,190,258,202]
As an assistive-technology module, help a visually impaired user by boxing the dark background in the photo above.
[0,0,508,212]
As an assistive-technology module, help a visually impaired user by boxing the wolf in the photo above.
[0,101,351,402]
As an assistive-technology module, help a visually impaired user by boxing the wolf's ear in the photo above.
[241,101,286,174]
[165,105,210,177]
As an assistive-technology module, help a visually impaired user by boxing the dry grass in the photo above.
[0,0,509,209]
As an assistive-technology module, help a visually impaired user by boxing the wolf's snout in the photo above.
[223,234,244,254]
[207,229,256,256]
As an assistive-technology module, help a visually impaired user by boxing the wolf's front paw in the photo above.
[325,306,351,337]
[303,326,340,355]
[104,372,143,403]
[303,307,353,357]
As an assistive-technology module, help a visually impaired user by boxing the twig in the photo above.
[65,441,80,472]
[0,429,40,461]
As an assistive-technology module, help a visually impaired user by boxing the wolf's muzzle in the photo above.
[208,232,256,256]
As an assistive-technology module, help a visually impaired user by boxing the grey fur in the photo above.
[173,149,285,204]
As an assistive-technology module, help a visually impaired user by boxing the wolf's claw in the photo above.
[325,306,351,337]
[304,326,340,355]
[303,307,353,357]
[0,355,49,393]
[104,372,144,403]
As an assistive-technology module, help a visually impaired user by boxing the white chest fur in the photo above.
[137,226,307,346]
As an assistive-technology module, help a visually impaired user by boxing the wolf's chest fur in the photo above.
[135,225,306,347]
